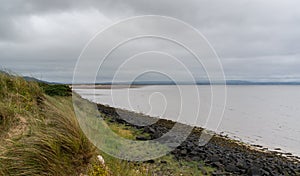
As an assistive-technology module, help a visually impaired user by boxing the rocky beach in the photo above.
[97,103,300,175]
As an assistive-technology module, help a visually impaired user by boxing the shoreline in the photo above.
[95,101,300,160]
[72,84,144,89]
[96,103,300,175]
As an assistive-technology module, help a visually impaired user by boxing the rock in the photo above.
[209,155,220,163]
[146,159,155,163]
[191,156,201,161]
[198,163,203,169]
[275,165,284,174]
[236,159,248,169]
[186,141,194,148]
[180,149,188,156]
[247,166,260,176]
[260,169,270,176]
[115,117,126,124]
[252,144,263,148]
[97,155,105,165]
[153,131,162,139]
[225,164,239,173]
[191,145,198,150]
[212,171,227,176]
[263,166,275,176]
[143,126,156,134]
[160,160,167,164]
[211,162,224,169]
[136,136,148,140]
[201,168,208,175]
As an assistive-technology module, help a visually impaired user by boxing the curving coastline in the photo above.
[97,103,300,175]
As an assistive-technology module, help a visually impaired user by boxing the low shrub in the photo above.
[40,84,72,96]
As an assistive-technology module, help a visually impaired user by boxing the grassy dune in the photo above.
[0,73,95,176]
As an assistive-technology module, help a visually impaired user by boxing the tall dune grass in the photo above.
[0,73,96,176]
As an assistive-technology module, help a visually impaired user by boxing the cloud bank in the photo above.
[1,0,300,82]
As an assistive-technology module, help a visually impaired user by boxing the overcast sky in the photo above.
[1,0,300,83]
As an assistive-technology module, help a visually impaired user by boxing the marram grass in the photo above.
[0,73,96,176]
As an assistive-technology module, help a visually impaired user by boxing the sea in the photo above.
[74,85,300,156]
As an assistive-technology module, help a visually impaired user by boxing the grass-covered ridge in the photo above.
[0,73,95,175]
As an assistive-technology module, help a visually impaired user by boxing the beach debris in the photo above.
[97,155,105,166]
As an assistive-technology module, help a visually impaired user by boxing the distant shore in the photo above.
[97,103,300,175]
[72,84,144,89]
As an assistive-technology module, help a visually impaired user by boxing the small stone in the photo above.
[212,171,227,176]
[247,166,260,176]
[144,126,156,134]
[146,159,155,163]
[209,155,220,163]
[97,155,105,165]
[160,160,167,164]
[136,136,148,140]
[260,169,270,176]
[180,149,188,155]
[198,163,203,169]
[211,162,224,169]
[236,159,247,169]
[201,168,208,175]
[225,164,239,173]
[191,156,201,161]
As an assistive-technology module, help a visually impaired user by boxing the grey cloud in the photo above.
[1,0,300,82]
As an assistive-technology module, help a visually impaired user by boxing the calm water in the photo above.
[74,85,300,156]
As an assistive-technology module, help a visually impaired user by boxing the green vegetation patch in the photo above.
[39,83,72,96]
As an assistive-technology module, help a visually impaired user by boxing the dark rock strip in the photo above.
[97,104,300,176]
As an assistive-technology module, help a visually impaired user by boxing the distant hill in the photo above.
[0,70,56,84]
[2,69,299,85]
[92,80,300,85]
[23,76,47,83]
[23,76,60,84]
[225,80,300,85]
